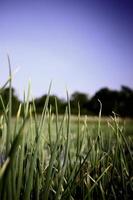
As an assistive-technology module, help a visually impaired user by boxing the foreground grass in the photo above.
[0,68,133,199]
[0,103,133,199]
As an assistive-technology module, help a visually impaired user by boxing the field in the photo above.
[0,75,133,200]
[0,102,133,200]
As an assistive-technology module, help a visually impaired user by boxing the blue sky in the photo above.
[0,0,133,99]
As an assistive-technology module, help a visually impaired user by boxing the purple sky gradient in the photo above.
[0,0,133,99]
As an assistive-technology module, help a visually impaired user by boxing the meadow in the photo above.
[0,68,133,199]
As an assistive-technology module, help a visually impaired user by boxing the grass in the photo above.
[0,64,133,199]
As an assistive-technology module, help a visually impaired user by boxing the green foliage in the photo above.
[31,87,133,117]
[88,87,133,117]
[1,85,133,117]
[70,92,89,115]
[0,87,20,116]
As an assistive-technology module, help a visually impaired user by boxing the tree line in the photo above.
[0,86,133,117]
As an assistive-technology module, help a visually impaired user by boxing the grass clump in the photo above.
[0,61,133,200]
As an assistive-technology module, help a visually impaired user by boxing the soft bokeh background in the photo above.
[0,0,133,99]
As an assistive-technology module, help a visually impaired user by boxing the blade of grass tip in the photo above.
[0,64,19,95]
[38,81,52,132]
[79,118,86,155]
[22,91,26,117]
[54,97,61,168]
[31,98,39,139]
[98,99,102,137]
[25,80,31,117]
[97,99,103,163]
[0,79,11,94]
[56,96,65,159]
[0,95,8,124]
[62,90,71,168]
[5,55,13,200]
[48,105,52,152]
[55,97,59,137]
[76,102,80,158]
[13,104,22,138]
[6,55,12,155]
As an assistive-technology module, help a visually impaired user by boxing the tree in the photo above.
[0,87,20,115]
[33,95,66,114]
[89,88,119,116]
[33,95,47,113]
[70,92,89,115]
[118,86,133,117]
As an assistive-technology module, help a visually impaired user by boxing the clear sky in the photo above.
[0,0,133,100]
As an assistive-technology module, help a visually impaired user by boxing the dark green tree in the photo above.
[33,95,66,114]
[70,92,89,115]
[118,86,133,117]
[0,87,20,115]
[33,95,47,113]
[89,88,119,116]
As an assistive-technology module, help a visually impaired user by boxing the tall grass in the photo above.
[0,61,133,199]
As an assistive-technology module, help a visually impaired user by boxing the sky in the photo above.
[0,0,133,100]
